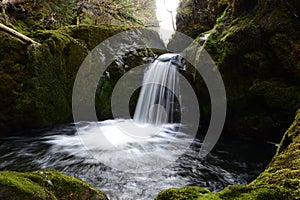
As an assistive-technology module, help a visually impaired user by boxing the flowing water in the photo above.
[134,54,181,125]
[0,54,277,199]
[0,123,276,199]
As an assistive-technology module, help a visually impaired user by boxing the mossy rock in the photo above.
[176,0,230,38]
[185,0,300,139]
[159,0,300,198]
[64,24,130,50]
[0,169,107,200]
[155,186,211,200]
[0,24,132,134]
[156,185,286,200]
[0,23,161,134]
[156,109,300,199]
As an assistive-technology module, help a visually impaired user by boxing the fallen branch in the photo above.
[0,23,40,46]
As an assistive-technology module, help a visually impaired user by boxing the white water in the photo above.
[46,120,191,173]
[0,46,276,200]
[68,54,188,172]
[133,55,180,125]
[0,124,275,199]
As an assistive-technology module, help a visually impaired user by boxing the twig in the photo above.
[0,23,40,46]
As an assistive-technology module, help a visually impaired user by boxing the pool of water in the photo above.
[0,120,276,200]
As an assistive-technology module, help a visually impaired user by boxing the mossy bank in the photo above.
[156,108,300,199]
[156,0,300,199]
[0,24,117,133]
[0,169,107,200]
[175,0,300,140]
[0,24,162,134]
[1,108,299,200]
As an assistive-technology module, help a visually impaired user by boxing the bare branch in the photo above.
[0,23,40,46]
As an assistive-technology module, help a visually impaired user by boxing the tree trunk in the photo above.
[0,23,40,46]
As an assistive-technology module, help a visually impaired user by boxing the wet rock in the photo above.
[0,169,108,200]
[156,109,300,199]
[177,0,300,139]
[0,24,164,134]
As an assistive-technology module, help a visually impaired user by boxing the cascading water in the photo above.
[134,53,185,125]
[0,55,276,199]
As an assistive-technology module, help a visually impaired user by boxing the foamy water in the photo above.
[0,121,276,200]
[46,119,194,172]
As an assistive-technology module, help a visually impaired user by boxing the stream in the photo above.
[0,120,276,200]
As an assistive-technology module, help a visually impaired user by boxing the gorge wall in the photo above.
[154,1,300,199]
[176,0,300,140]
[156,108,300,199]
[0,0,161,134]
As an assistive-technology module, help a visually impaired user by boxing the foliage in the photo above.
[0,0,158,31]
[156,109,300,199]
[0,24,127,133]
[39,0,77,25]
[0,169,108,200]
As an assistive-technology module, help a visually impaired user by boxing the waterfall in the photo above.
[133,53,186,125]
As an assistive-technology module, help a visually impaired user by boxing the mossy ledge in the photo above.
[156,109,300,200]
[175,0,300,140]
[0,169,107,200]
[0,23,162,135]
[0,24,127,134]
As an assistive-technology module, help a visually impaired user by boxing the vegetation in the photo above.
[157,0,300,198]
[156,109,300,199]
[176,0,300,140]
[0,0,299,199]
[0,0,158,33]
[0,24,116,133]
[0,169,107,200]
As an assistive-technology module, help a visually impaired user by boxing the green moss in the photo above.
[196,0,300,139]
[269,33,300,75]
[160,1,300,199]
[0,0,157,32]
[0,169,107,200]
[156,109,300,199]
[222,185,287,200]
[252,110,300,198]
[0,23,159,133]
[0,171,47,199]
[156,185,285,200]
[250,80,300,112]
[277,109,300,154]
[0,24,133,134]
[155,186,212,200]
[65,24,130,50]
[176,0,230,38]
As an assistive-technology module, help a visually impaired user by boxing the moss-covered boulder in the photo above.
[0,25,116,133]
[176,0,300,139]
[156,108,300,199]
[0,169,107,200]
[0,23,163,135]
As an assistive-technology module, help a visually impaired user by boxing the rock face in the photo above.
[156,1,300,198]
[0,25,118,133]
[176,0,229,38]
[0,0,164,135]
[0,24,163,134]
[176,0,300,140]
[156,109,300,199]
[0,169,107,200]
